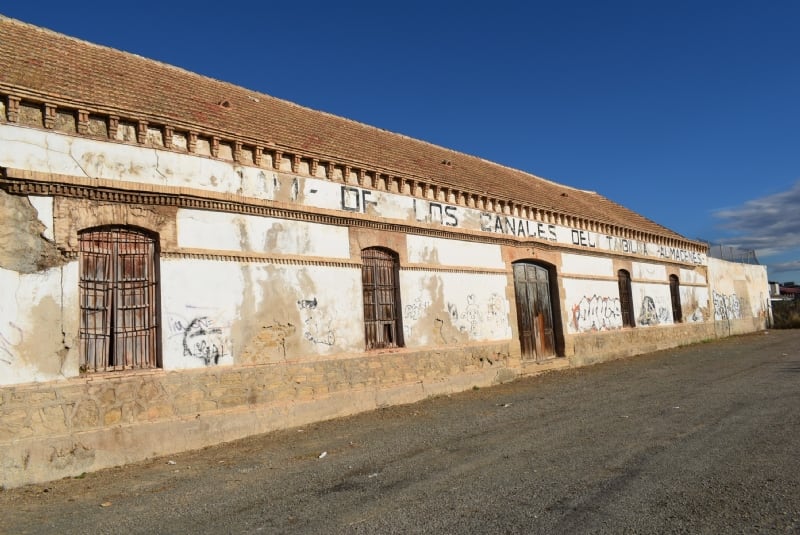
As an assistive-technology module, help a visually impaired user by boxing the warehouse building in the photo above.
[0,17,769,487]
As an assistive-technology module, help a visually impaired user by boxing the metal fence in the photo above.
[702,242,761,265]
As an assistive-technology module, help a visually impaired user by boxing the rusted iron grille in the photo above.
[362,248,402,349]
[79,227,159,372]
[618,269,635,327]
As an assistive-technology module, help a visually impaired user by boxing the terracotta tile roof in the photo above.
[0,16,698,245]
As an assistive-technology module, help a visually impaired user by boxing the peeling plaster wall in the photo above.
[161,259,364,368]
[406,235,504,268]
[560,253,613,277]
[399,271,511,346]
[679,267,707,285]
[707,257,769,323]
[0,191,65,273]
[631,281,674,326]
[0,124,706,267]
[680,285,710,323]
[631,261,667,281]
[0,120,772,488]
[0,264,79,386]
[176,209,350,258]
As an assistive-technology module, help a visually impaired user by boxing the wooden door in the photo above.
[513,263,555,361]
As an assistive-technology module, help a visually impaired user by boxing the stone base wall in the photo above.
[567,317,767,367]
[1,313,769,489]
[0,343,511,488]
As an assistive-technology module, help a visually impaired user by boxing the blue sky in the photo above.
[4,1,800,283]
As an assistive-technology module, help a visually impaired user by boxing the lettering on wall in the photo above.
[481,214,557,240]
[570,295,622,332]
[459,295,482,336]
[341,186,377,213]
[293,176,707,265]
[658,246,704,265]
[414,199,458,226]
[604,236,646,255]
[404,295,432,322]
[713,290,742,320]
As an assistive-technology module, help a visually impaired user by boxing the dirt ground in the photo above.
[3,330,800,534]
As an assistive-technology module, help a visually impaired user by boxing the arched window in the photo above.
[669,274,683,323]
[361,247,403,349]
[618,269,635,328]
[79,226,161,372]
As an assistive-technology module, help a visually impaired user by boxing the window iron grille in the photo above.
[79,227,160,372]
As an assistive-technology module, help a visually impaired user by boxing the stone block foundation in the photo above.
[0,343,512,488]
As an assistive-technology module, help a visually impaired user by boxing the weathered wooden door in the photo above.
[513,262,555,361]
[79,227,159,372]
[362,248,402,349]
[618,269,635,327]
[669,274,683,323]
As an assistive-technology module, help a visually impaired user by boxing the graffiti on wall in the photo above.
[296,296,336,346]
[713,290,742,320]
[296,297,318,309]
[0,322,22,366]
[168,312,231,366]
[182,317,227,365]
[404,295,432,322]
[402,288,508,341]
[637,296,670,326]
[446,293,509,338]
[570,295,622,332]
[303,317,336,345]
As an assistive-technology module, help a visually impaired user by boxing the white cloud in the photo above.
[769,260,800,273]
[713,180,800,257]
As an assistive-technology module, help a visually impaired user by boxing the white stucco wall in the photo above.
[680,285,710,323]
[560,254,614,277]
[562,278,623,333]
[630,282,674,326]
[406,235,504,269]
[27,196,54,241]
[679,267,707,285]
[632,262,667,281]
[707,257,769,321]
[0,124,706,267]
[399,271,511,346]
[0,263,79,385]
[160,258,364,368]
[176,209,350,258]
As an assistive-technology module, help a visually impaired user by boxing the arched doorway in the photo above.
[513,262,557,361]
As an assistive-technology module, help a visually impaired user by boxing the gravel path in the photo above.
[3,330,799,534]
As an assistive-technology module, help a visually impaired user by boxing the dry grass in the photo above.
[772,300,800,329]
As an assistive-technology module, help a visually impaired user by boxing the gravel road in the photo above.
[3,330,799,534]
